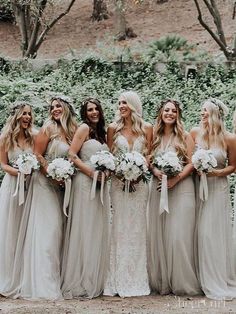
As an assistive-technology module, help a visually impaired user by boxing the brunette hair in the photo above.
[80,97,106,144]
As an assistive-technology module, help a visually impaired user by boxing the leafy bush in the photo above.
[0,0,14,22]
[0,56,236,200]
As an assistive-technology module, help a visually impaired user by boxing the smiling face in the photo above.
[118,97,132,119]
[50,99,64,121]
[201,105,210,125]
[86,102,100,125]
[161,101,178,125]
[19,105,32,129]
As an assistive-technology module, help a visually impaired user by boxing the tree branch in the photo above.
[193,0,229,58]
[34,0,75,52]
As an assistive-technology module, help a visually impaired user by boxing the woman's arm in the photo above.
[210,133,236,177]
[69,123,95,178]
[34,128,50,175]
[107,123,116,151]
[0,139,18,176]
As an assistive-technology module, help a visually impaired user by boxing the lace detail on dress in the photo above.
[104,135,150,297]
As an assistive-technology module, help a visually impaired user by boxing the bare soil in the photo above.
[1,294,236,314]
[0,0,234,59]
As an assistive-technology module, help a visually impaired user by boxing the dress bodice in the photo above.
[79,139,108,164]
[45,138,70,161]
[8,146,33,164]
[209,148,227,169]
[115,135,145,155]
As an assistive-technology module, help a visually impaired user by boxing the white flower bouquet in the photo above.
[115,151,150,192]
[153,151,182,177]
[47,158,75,181]
[14,153,39,174]
[90,150,116,172]
[192,149,217,173]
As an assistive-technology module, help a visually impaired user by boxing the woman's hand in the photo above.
[167,175,181,189]
[152,167,163,181]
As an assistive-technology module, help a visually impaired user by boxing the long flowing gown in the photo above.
[104,135,150,297]
[197,148,236,300]
[61,139,110,299]
[147,142,201,296]
[2,138,69,300]
[0,146,32,294]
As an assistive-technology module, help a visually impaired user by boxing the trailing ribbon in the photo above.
[199,172,208,201]
[13,172,25,206]
[159,174,169,215]
[63,178,72,217]
[90,170,105,205]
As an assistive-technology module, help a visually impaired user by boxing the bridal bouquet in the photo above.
[153,151,182,177]
[90,150,116,172]
[192,149,217,202]
[192,149,217,173]
[47,158,75,216]
[13,153,39,206]
[14,153,39,174]
[115,151,150,192]
[47,158,75,181]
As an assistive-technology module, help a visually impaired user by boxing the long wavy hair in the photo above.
[43,96,78,144]
[233,109,236,134]
[1,102,34,151]
[198,98,228,150]
[112,91,147,155]
[80,97,106,144]
[152,99,187,160]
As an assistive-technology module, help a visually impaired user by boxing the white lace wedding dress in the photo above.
[104,135,150,297]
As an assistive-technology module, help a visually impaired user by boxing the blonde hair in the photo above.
[233,109,236,134]
[152,99,187,160]
[43,97,77,144]
[198,98,228,150]
[112,91,147,155]
[1,103,34,151]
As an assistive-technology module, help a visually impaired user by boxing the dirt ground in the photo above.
[1,294,236,314]
[0,0,235,59]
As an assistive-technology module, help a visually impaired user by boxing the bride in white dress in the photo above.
[3,96,77,300]
[104,91,153,297]
[191,98,236,300]
[0,103,35,295]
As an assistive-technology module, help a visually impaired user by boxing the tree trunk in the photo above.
[114,0,137,41]
[92,0,109,21]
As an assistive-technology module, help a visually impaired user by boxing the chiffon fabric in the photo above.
[0,147,32,294]
[61,139,110,299]
[196,148,236,300]
[104,135,150,297]
[147,141,201,296]
[2,138,69,300]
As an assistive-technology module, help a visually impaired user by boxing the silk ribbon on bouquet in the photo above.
[63,178,72,217]
[90,170,106,205]
[13,172,25,206]
[159,174,169,215]
[199,172,208,201]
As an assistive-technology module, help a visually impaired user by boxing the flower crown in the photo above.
[9,101,31,116]
[207,98,227,118]
[51,95,76,116]
[156,98,183,114]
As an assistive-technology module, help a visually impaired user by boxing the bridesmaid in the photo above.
[191,98,236,300]
[148,99,201,295]
[61,97,110,299]
[5,95,77,300]
[0,102,35,294]
[104,90,152,297]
